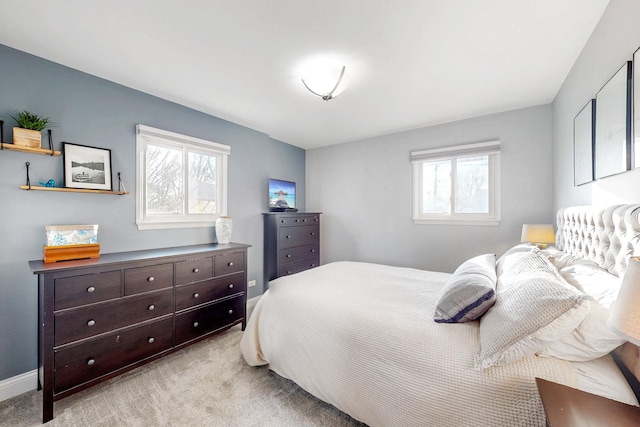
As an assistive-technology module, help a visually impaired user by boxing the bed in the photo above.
[241,205,640,426]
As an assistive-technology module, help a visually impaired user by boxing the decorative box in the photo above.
[45,224,99,246]
[43,225,100,263]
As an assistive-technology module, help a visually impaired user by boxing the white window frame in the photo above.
[136,124,230,230]
[411,140,501,226]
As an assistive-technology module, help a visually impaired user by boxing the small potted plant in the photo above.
[9,110,50,148]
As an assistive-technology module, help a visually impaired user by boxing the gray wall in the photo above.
[306,104,553,274]
[0,44,305,381]
[553,0,640,209]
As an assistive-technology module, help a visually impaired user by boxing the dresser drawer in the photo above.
[278,224,319,249]
[278,242,319,266]
[175,257,213,285]
[124,263,174,295]
[55,289,174,346]
[214,252,244,276]
[54,317,173,393]
[277,214,320,227]
[277,257,320,277]
[55,271,122,311]
[175,273,245,311]
[175,297,244,345]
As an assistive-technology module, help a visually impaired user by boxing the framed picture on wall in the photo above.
[63,142,113,191]
[573,99,595,186]
[594,61,632,179]
[634,47,640,168]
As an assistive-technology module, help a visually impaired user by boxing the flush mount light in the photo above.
[301,66,348,101]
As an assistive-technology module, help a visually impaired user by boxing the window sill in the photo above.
[413,218,500,226]
[137,220,216,230]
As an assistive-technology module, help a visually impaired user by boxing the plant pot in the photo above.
[13,127,42,148]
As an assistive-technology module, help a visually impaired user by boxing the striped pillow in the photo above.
[434,254,497,323]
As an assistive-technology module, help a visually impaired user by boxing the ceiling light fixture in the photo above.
[301,66,348,101]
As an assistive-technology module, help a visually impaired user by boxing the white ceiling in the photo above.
[0,0,610,149]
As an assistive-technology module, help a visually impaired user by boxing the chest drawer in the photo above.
[277,257,320,277]
[175,296,244,345]
[55,271,122,310]
[277,214,320,227]
[124,263,174,295]
[214,252,245,276]
[175,257,213,285]
[278,242,319,266]
[175,273,245,311]
[278,224,319,249]
[54,317,173,393]
[54,289,174,346]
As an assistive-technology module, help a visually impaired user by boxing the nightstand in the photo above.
[536,377,640,426]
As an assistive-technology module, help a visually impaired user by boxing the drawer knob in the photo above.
[87,286,96,293]
[311,249,316,253]
[148,276,155,282]
[286,254,292,258]
[148,304,155,311]
[228,309,234,315]
[228,284,234,289]
[148,337,155,344]
[311,264,316,267]
[193,321,199,328]
[286,235,291,239]
[193,293,199,298]
[228,262,234,267]
[87,319,96,327]
[281,219,286,223]
[87,358,95,366]
[193,268,199,273]
[310,232,315,236]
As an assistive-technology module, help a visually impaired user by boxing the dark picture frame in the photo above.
[634,48,640,168]
[574,99,596,186]
[63,142,113,191]
[594,61,632,179]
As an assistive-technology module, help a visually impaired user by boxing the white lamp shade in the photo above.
[520,224,555,245]
[608,256,640,346]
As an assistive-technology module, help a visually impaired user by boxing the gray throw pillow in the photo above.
[434,254,497,323]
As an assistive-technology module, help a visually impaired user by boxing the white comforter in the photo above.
[240,261,577,427]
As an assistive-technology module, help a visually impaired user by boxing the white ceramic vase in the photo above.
[215,216,233,244]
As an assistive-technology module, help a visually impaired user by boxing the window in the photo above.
[136,125,230,230]
[411,140,501,225]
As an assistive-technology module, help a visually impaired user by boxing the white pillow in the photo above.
[495,243,536,278]
[433,254,497,323]
[537,300,625,361]
[475,250,591,369]
[535,261,625,361]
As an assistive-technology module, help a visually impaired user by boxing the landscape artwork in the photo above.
[63,142,113,191]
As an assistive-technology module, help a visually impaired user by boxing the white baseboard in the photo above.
[0,369,37,402]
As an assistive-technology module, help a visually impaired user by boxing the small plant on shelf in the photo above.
[10,110,50,130]
[9,110,50,148]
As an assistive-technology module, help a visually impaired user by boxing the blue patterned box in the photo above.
[45,225,99,246]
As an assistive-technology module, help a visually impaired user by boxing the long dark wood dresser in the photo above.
[29,242,250,423]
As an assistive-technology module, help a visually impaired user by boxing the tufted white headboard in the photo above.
[556,204,640,277]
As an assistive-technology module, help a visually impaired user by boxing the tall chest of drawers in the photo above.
[263,212,321,286]
[29,243,250,423]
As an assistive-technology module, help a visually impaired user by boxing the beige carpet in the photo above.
[0,326,365,426]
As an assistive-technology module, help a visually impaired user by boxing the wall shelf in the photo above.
[1,142,61,156]
[20,185,128,195]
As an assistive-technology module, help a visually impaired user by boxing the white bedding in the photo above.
[241,261,635,426]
